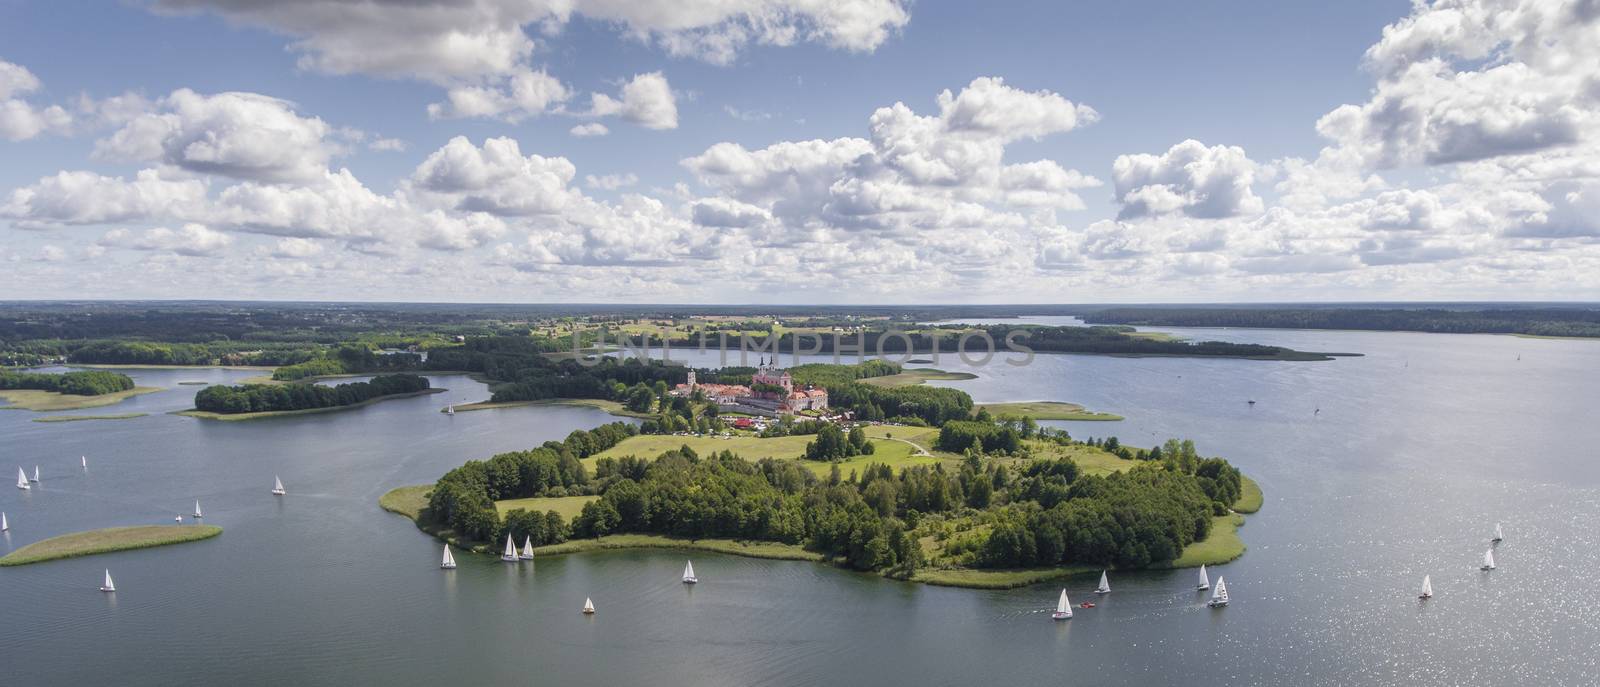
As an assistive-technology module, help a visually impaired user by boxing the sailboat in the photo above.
[1207,577,1229,608]
[582,597,596,615]
[1418,575,1433,600]
[683,560,697,584]
[99,569,116,593]
[1480,549,1496,571]
[1095,570,1110,594]
[81,455,87,468]
[1492,523,1504,543]
[1051,589,1073,620]
[1196,564,1210,590]
[441,543,457,569]
[519,536,535,560]
[2,512,8,531]
[271,476,286,496]
[501,534,519,562]
[193,500,203,519]
[30,465,40,482]
[445,404,455,416]
[16,467,30,490]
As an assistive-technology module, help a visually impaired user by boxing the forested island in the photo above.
[185,373,436,419]
[398,361,1258,588]
[0,369,160,411]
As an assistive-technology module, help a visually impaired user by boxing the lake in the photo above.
[3,328,1599,686]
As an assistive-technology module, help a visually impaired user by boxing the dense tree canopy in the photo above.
[0,370,135,396]
[193,373,431,414]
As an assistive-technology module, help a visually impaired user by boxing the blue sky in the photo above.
[2,0,1596,302]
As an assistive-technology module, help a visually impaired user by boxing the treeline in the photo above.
[804,424,875,461]
[0,370,135,396]
[1084,307,1600,338]
[424,423,638,542]
[571,447,921,572]
[271,346,423,380]
[69,341,213,365]
[193,373,431,414]
[627,329,1324,360]
[937,420,1023,454]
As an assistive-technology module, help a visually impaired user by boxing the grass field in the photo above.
[1234,476,1263,513]
[452,398,651,418]
[912,564,1097,589]
[32,413,147,423]
[494,495,598,518]
[534,534,823,561]
[378,484,432,520]
[0,386,164,411]
[175,388,444,421]
[859,368,979,387]
[585,433,816,464]
[792,440,945,478]
[1167,513,1247,568]
[978,401,1123,421]
[0,525,222,566]
[1022,439,1138,476]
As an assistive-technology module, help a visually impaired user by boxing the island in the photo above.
[0,369,163,411]
[178,373,441,421]
[381,361,1260,589]
[977,401,1123,422]
[0,525,222,566]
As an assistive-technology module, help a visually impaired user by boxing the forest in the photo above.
[0,370,135,396]
[192,373,432,414]
[1083,307,1600,338]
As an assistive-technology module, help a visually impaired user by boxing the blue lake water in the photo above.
[2,328,1598,686]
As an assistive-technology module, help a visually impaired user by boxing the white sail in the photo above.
[272,476,285,495]
[193,500,203,518]
[502,534,518,561]
[1420,575,1433,598]
[1096,570,1110,594]
[520,536,535,559]
[2,512,8,531]
[446,404,455,415]
[31,465,39,482]
[1482,549,1495,570]
[1493,523,1504,541]
[1209,577,1229,607]
[100,569,115,592]
[583,597,595,614]
[683,560,697,583]
[81,455,87,468]
[16,467,29,490]
[1196,564,1210,590]
[441,543,456,569]
[1053,589,1073,619]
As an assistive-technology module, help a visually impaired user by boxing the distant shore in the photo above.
[32,413,147,423]
[449,397,653,418]
[977,401,1123,421]
[0,525,222,566]
[175,388,444,421]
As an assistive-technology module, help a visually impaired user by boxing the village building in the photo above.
[671,359,828,414]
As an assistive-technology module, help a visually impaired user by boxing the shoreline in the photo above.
[32,413,147,423]
[0,525,223,566]
[450,397,654,418]
[380,474,1259,589]
[0,386,165,412]
[977,401,1124,422]
[174,388,445,421]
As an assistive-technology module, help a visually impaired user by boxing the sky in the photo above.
[1,0,1597,304]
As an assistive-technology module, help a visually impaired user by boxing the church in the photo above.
[673,358,828,414]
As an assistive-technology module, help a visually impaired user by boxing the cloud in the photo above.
[683,77,1100,239]
[724,105,772,121]
[153,1,910,80]
[588,72,678,130]
[409,135,578,216]
[368,137,407,152]
[569,123,609,137]
[426,67,570,122]
[1317,0,1600,168]
[2,169,208,226]
[1112,140,1263,220]
[269,237,324,258]
[584,173,637,190]
[100,223,233,256]
[94,89,340,183]
[0,59,72,141]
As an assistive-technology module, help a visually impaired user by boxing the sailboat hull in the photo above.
[1207,600,1227,608]
[683,577,697,584]
[1051,612,1071,620]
